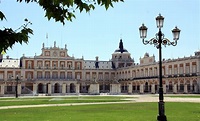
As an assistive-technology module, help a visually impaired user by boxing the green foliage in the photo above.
[16,0,124,24]
[0,0,123,53]
[0,11,6,20]
[0,19,33,53]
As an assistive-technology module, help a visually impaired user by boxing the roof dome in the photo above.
[144,52,149,57]
[114,39,129,53]
[114,48,128,53]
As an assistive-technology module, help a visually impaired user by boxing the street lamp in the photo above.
[139,14,180,121]
[14,75,23,98]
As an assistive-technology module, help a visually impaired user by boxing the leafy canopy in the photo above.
[0,0,124,53]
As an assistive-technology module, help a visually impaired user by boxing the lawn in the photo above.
[0,96,133,107]
[0,95,199,121]
[165,95,200,98]
[0,102,199,121]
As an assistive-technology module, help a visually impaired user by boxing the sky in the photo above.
[1,0,200,63]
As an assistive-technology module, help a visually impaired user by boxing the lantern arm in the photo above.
[161,38,178,46]
[142,37,159,46]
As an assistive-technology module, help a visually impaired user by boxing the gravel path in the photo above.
[0,94,199,110]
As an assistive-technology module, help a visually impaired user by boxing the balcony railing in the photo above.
[119,72,199,81]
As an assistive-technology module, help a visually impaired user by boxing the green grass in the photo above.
[0,96,133,107]
[0,102,199,121]
[166,95,200,98]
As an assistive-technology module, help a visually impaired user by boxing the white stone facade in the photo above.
[0,40,199,96]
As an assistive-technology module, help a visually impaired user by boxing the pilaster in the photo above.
[76,84,80,94]
[33,83,38,95]
[0,83,5,95]
[48,83,52,95]
[17,83,21,95]
[67,84,70,93]
[184,84,188,93]
[173,84,177,94]
[140,84,144,94]
[163,84,166,94]
[62,83,66,94]
[151,84,155,94]
[128,83,132,94]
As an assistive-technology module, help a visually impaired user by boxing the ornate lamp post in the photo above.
[15,75,23,98]
[139,14,180,121]
[15,75,19,98]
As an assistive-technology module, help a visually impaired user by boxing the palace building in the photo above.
[0,40,200,96]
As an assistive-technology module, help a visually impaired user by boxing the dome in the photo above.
[114,48,128,53]
[144,52,149,57]
[113,39,129,53]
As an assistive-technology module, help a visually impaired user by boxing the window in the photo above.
[45,51,50,56]
[52,72,58,79]
[60,72,65,79]
[46,64,48,67]
[27,73,32,79]
[68,62,72,69]
[86,74,90,80]
[37,72,42,79]
[76,74,80,80]
[77,62,80,69]
[8,74,12,79]
[54,63,56,69]
[45,72,50,79]
[0,74,3,79]
[28,64,31,69]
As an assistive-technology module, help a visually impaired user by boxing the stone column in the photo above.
[67,84,70,93]
[17,83,22,95]
[151,84,155,94]
[43,84,47,93]
[163,84,166,94]
[128,83,132,94]
[190,62,192,74]
[198,77,200,93]
[76,84,80,94]
[4,70,8,81]
[48,83,52,95]
[0,83,5,95]
[62,83,66,94]
[184,84,188,94]
[117,83,121,93]
[140,84,144,94]
[177,81,180,92]
[173,84,177,94]
[194,84,198,93]
[33,83,38,95]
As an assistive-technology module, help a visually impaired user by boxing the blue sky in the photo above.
[1,0,200,63]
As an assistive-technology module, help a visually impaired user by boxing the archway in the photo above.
[99,83,110,93]
[38,83,44,93]
[144,82,149,92]
[46,83,49,93]
[70,83,75,93]
[168,81,173,93]
[80,83,89,93]
[54,83,60,93]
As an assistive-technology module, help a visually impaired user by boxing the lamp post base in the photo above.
[157,115,167,121]
[157,101,167,121]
